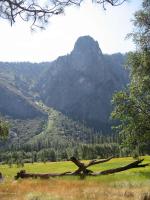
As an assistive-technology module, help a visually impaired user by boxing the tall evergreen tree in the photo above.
[0,119,9,139]
[112,0,150,151]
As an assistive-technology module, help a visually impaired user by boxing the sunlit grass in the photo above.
[0,156,150,200]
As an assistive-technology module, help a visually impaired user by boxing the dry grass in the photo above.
[0,157,150,200]
[0,179,150,200]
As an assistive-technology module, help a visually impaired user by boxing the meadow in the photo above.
[0,156,150,200]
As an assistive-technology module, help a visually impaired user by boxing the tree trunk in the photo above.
[15,170,71,179]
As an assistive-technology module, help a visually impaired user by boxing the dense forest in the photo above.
[1,102,150,165]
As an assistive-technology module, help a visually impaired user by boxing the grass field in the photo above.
[0,156,150,200]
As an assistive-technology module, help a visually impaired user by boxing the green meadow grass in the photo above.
[0,157,150,200]
[0,156,150,186]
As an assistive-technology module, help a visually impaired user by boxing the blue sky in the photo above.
[0,0,142,62]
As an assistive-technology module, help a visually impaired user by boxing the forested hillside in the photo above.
[0,104,119,162]
[0,36,129,161]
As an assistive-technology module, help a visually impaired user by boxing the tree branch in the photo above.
[85,156,114,168]
[70,156,114,175]
[0,0,127,29]
[92,159,150,175]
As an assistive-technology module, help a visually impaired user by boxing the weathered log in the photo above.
[70,157,93,175]
[0,172,3,182]
[91,159,150,175]
[70,156,113,175]
[14,170,71,179]
[14,158,150,179]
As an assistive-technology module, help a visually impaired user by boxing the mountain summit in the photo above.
[36,36,128,132]
[0,36,128,133]
[70,36,103,73]
[73,36,102,57]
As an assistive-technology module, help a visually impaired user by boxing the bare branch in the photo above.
[86,156,114,167]
[0,0,127,29]
[91,159,150,175]
[70,156,114,175]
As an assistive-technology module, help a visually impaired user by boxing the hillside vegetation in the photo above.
[0,102,119,163]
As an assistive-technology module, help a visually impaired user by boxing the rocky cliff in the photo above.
[35,36,128,132]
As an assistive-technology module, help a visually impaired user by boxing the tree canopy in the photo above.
[0,0,126,29]
[0,119,9,139]
[111,0,150,151]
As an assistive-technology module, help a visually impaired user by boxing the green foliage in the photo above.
[0,119,9,139]
[0,118,46,151]
[127,0,150,50]
[112,0,150,151]
[0,100,140,163]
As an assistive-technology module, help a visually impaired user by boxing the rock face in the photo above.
[36,36,128,132]
[0,36,128,132]
[0,62,49,119]
[0,83,45,119]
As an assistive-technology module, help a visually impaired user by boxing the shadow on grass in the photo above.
[138,171,150,178]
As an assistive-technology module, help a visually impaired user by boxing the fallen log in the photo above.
[70,156,113,175]
[0,172,3,182]
[91,159,150,175]
[15,170,71,179]
[14,158,150,179]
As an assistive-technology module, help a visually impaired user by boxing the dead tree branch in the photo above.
[14,157,150,179]
[70,156,113,175]
[91,159,150,175]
